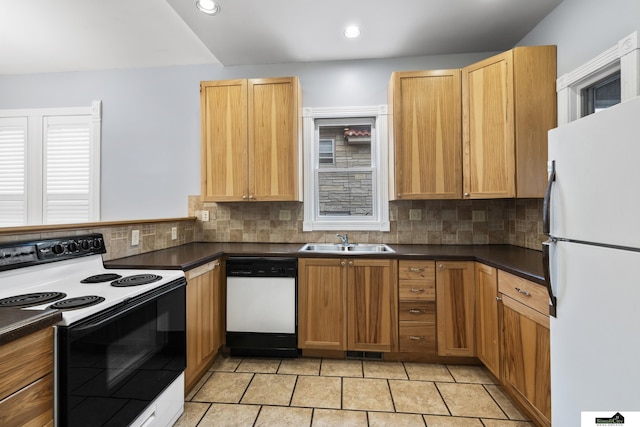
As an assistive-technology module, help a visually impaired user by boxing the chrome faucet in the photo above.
[336,233,349,246]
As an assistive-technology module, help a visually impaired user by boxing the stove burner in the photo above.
[49,295,105,310]
[81,273,122,283]
[111,274,162,287]
[0,292,67,308]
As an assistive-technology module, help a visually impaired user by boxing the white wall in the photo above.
[517,0,640,76]
[0,53,494,221]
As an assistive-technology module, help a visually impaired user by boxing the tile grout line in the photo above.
[482,383,510,421]
[193,402,212,427]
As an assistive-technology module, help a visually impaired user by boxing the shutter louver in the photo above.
[0,118,27,226]
[44,117,92,224]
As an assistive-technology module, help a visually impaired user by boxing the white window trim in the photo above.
[557,31,640,125]
[302,105,390,232]
[0,101,101,225]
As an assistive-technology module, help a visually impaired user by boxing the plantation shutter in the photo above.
[0,117,28,227]
[43,115,94,224]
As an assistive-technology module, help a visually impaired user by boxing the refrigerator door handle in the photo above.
[542,160,556,236]
[542,240,557,317]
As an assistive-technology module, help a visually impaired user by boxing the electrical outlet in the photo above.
[201,210,209,221]
[131,229,140,246]
[171,227,177,240]
[409,209,422,221]
[279,210,291,221]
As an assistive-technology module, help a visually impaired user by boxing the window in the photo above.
[582,71,621,116]
[302,106,389,231]
[557,31,639,124]
[0,101,101,227]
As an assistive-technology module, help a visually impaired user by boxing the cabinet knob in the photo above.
[348,261,353,266]
[248,195,254,200]
[438,264,444,270]
[242,195,248,199]
[341,261,346,267]
[397,193,401,198]
[496,296,502,301]
[464,193,470,197]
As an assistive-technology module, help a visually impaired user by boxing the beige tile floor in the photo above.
[175,356,535,427]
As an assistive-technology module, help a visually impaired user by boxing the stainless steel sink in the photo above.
[298,243,395,254]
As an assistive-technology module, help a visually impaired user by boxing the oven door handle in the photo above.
[66,279,185,335]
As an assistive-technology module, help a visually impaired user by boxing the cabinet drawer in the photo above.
[399,322,436,354]
[0,327,53,401]
[0,373,53,427]
[399,261,435,280]
[399,301,436,322]
[498,270,548,315]
[399,281,435,301]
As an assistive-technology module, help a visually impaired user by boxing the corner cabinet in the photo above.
[475,263,500,378]
[185,259,223,393]
[388,69,462,200]
[298,258,398,353]
[435,261,475,357]
[200,77,302,202]
[462,45,556,199]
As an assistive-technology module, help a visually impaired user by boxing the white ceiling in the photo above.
[0,0,562,75]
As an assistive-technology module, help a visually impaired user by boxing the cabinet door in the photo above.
[389,70,461,200]
[347,259,398,352]
[185,259,223,392]
[501,295,551,425]
[248,77,300,201]
[200,79,249,201]
[475,263,500,377]
[436,261,475,356]
[462,50,516,199]
[298,258,347,351]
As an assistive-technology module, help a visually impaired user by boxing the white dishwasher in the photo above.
[226,257,298,357]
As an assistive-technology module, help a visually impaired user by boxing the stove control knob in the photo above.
[93,238,103,249]
[80,240,91,250]
[52,244,65,255]
[68,241,79,252]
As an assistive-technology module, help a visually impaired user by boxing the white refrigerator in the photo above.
[546,95,640,426]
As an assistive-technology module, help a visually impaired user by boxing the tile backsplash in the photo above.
[191,196,545,251]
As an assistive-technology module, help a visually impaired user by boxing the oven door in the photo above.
[55,279,186,427]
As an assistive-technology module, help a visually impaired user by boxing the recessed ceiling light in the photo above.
[344,25,361,38]
[195,0,221,16]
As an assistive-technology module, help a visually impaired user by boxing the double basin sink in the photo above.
[299,243,395,254]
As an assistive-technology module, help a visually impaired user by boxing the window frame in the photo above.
[0,101,101,226]
[302,105,390,232]
[557,31,639,125]
[318,138,336,165]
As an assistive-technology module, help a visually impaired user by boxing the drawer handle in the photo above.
[408,267,424,272]
[409,336,424,340]
[408,309,427,314]
[515,287,531,296]
[410,288,425,294]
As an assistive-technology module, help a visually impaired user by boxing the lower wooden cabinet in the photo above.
[436,261,476,357]
[185,258,223,392]
[0,327,54,427]
[298,258,398,353]
[398,261,437,355]
[499,270,551,427]
[475,263,500,377]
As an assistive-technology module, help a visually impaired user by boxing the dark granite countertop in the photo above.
[0,308,61,346]
[105,242,545,285]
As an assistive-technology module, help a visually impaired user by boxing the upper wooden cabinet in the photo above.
[462,46,556,199]
[200,77,302,202]
[298,258,398,353]
[388,70,462,200]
